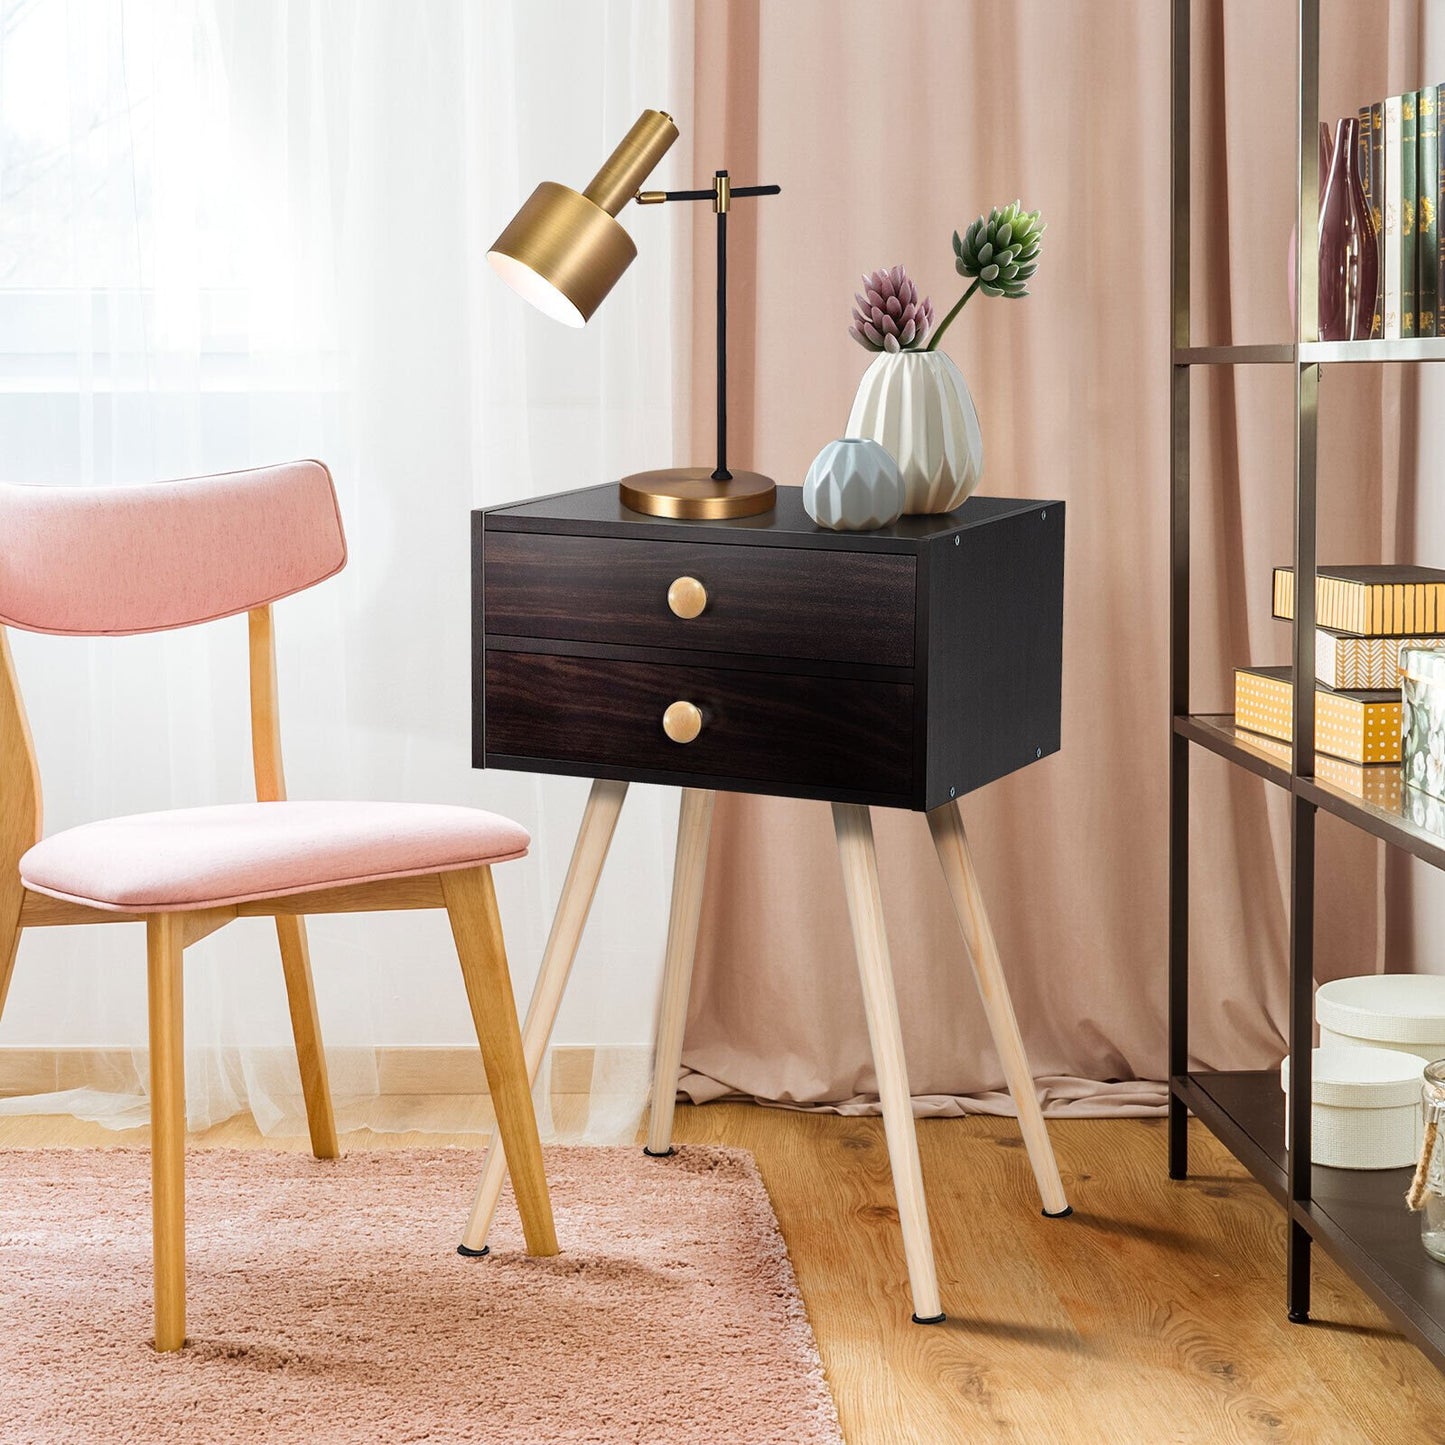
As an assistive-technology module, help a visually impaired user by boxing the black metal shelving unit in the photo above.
[1169,0,1445,1369]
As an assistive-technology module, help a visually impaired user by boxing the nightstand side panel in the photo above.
[922,501,1064,808]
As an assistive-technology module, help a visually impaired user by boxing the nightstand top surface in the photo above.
[482,482,1059,552]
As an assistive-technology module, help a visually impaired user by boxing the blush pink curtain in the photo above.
[675,0,1421,1116]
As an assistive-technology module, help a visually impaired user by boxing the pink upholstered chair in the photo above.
[0,460,556,1351]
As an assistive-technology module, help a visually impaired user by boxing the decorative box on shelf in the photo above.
[1317,974,1445,1064]
[1403,646,1445,801]
[1282,1047,1425,1170]
[1234,664,1401,765]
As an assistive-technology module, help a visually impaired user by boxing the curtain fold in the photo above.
[679,0,1422,1116]
[0,0,682,1140]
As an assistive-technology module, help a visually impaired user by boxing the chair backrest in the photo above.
[0,460,346,636]
[0,462,347,911]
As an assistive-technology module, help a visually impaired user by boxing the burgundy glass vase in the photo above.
[1318,115,1379,341]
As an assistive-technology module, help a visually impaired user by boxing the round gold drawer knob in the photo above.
[662,700,703,744]
[667,576,708,619]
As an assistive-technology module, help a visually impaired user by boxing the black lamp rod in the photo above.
[636,176,781,483]
[647,183,781,203]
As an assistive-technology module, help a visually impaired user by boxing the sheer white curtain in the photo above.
[0,0,684,1138]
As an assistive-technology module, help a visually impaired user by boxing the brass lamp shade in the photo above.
[487,182,636,328]
[487,109,678,328]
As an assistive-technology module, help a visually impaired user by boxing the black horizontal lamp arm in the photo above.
[634,171,781,482]
[636,183,782,204]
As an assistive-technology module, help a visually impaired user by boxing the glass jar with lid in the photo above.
[1413,1060,1445,1262]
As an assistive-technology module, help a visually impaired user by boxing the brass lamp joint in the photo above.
[713,172,731,214]
[636,190,667,205]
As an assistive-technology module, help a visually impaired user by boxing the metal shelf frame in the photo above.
[1168,0,1445,1368]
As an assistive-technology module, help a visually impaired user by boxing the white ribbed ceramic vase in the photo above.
[845,350,984,515]
[802,438,905,531]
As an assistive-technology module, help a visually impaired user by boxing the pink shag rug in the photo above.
[0,1145,842,1445]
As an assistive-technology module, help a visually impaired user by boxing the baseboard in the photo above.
[0,1044,641,1099]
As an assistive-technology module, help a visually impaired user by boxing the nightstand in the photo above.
[463,482,1069,1323]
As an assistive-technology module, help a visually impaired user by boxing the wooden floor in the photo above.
[4,1101,1445,1442]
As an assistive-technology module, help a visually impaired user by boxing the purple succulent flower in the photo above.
[849,264,934,352]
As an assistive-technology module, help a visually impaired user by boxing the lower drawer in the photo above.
[484,649,916,799]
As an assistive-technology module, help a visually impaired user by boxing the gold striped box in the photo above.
[1235,665,1402,765]
[1316,630,1445,689]
[1274,565,1445,636]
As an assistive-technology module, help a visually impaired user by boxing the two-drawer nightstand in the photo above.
[462,482,1069,1323]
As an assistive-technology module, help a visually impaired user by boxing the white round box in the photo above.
[1281,1046,1424,1170]
[1317,974,1445,1064]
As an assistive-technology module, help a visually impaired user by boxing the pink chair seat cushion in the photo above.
[19,801,530,912]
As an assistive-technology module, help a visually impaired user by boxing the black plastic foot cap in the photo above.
[1042,1205,1074,1219]
[456,1243,491,1258]
[911,1312,947,1326]
[642,1146,676,1158]
[1287,1309,1310,1324]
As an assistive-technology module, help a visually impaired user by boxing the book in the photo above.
[1234,666,1402,765]
[1316,628,1445,688]
[1359,105,1379,337]
[1422,88,1439,336]
[1372,99,1386,337]
[1385,94,1403,337]
[1439,85,1445,342]
[1359,106,1372,221]
[1403,90,1418,337]
[1272,564,1445,634]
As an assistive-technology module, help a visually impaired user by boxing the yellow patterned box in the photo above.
[1317,630,1445,689]
[1234,665,1402,765]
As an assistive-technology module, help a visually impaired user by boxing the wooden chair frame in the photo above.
[0,606,557,1352]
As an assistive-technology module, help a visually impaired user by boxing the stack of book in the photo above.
[1234,565,1445,768]
[1350,87,1441,338]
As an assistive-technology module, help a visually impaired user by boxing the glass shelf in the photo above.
[1173,339,1445,366]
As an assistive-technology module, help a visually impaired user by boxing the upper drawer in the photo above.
[482,531,916,667]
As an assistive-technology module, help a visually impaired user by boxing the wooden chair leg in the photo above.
[147,914,187,1352]
[833,802,944,1324]
[459,779,628,1255]
[442,866,558,1257]
[0,904,20,1029]
[274,915,339,1160]
[644,788,716,1158]
[927,801,1070,1217]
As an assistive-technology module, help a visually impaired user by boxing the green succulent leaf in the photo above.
[947,200,1045,302]
[927,200,1045,348]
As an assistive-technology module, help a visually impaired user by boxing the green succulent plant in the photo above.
[954,202,1044,297]
[926,200,1045,351]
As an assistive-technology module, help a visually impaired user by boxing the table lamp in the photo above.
[487,108,780,519]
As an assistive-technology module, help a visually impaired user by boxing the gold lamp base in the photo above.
[618,467,776,520]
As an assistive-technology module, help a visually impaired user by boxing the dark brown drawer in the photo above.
[485,650,915,797]
[483,532,916,666]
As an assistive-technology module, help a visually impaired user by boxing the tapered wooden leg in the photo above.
[459,779,628,1255]
[644,788,716,1158]
[0,906,20,1029]
[927,801,1069,1217]
[833,802,944,1324]
[147,914,187,1352]
[275,915,339,1160]
[442,866,558,1256]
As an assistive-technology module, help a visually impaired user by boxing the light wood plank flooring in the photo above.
[3,1103,1444,1443]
